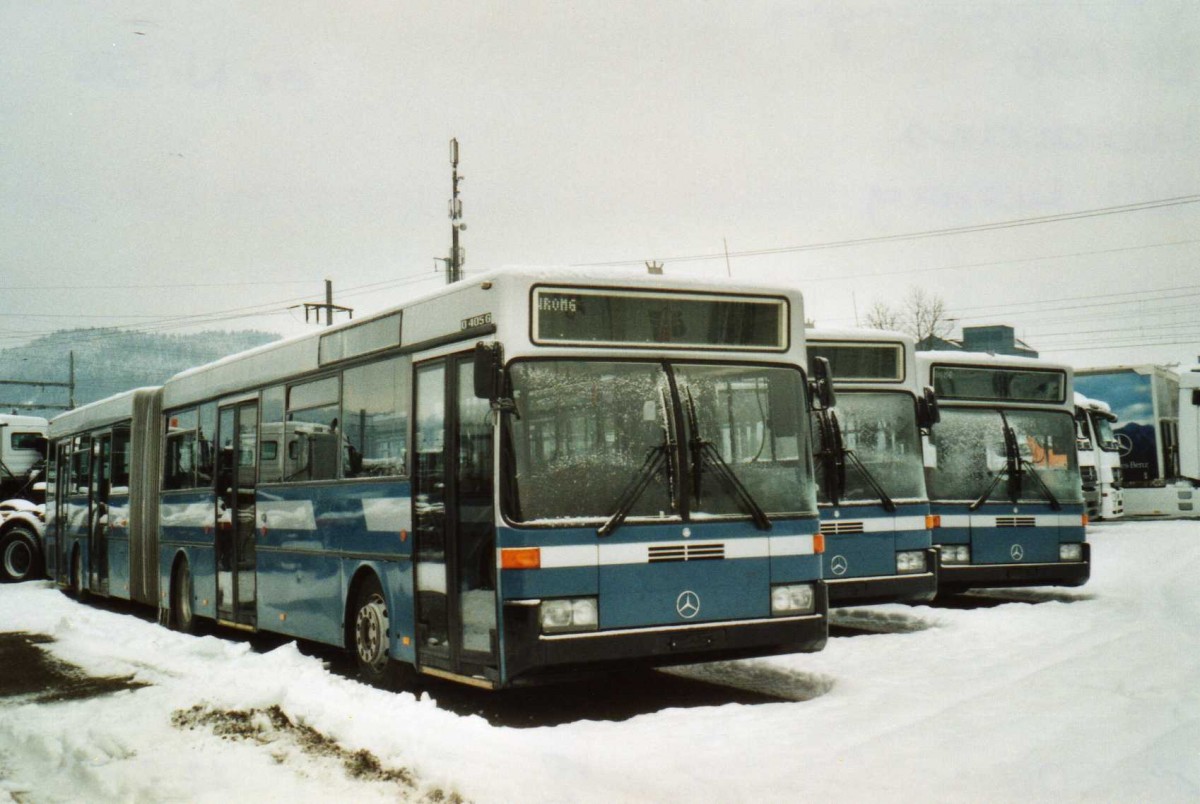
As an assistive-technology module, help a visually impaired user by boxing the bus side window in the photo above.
[342,356,410,479]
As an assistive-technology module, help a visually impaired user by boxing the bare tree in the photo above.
[862,287,954,345]
[863,300,903,331]
[904,287,953,344]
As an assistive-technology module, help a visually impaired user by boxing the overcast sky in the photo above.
[2,1,1198,369]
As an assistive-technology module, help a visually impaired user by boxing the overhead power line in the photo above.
[572,193,1200,267]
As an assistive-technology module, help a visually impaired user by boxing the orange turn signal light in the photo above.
[926,514,941,529]
[812,533,825,554]
[1082,514,1089,527]
[501,547,541,570]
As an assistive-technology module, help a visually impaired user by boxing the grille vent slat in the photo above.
[819,521,865,535]
[647,543,725,563]
[995,516,1037,528]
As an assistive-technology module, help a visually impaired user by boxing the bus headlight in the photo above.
[540,598,599,634]
[896,550,927,574]
[771,584,816,616]
[940,545,970,565]
[1059,543,1083,562]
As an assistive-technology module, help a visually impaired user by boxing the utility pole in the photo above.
[298,279,353,326]
[446,138,466,284]
[0,350,76,411]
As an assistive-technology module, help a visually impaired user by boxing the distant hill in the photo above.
[0,329,280,416]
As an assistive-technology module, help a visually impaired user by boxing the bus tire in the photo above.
[70,546,88,600]
[352,574,404,689]
[0,525,42,583]
[171,558,196,634]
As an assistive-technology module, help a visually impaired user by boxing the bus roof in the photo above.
[162,268,805,410]
[806,327,913,345]
[48,387,160,439]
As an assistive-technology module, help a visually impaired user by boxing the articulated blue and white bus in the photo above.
[806,329,938,606]
[916,352,1089,594]
[47,270,831,689]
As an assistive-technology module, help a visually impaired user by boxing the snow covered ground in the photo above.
[2,520,1198,803]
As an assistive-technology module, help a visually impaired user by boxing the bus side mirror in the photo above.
[473,341,503,401]
[917,386,940,429]
[809,357,836,410]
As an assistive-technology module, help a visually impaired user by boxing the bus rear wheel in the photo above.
[70,547,88,600]
[352,575,405,689]
[0,525,42,583]
[171,559,196,634]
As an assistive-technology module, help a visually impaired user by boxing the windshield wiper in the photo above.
[813,409,845,507]
[969,410,1021,511]
[1017,457,1062,510]
[840,446,897,513]
[596,444,669,537]
[597,389,676,538]
[684,388,771,531]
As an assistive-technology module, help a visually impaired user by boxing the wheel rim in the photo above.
[3,539,32,578]
[355,592,390,670]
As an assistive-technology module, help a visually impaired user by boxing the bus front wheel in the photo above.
[352,575,406,690]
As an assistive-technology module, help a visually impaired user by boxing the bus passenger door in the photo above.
[413,355,497,679]
[90,433,112,594]
[217,402,258,627]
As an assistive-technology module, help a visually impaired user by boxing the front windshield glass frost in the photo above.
[506,361,674,523]
[674,363,816,518]
[926,408,1082,504]
[505,360,815,524]
[813,392,925,503]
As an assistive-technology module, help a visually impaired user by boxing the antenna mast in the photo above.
[446,138,466,284]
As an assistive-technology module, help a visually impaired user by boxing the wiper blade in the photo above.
[684,387,771,531]
[841,448,897,513]
[598,388,676,538]
[968,411,1022,511]
[597,444,668,537]
[1018,458,1062,510]
[814,410,845,507]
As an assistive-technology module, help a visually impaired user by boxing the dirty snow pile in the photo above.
[1,520,1199,803]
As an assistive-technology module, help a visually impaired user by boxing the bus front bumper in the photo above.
[826,549,939,606]
[501,585,828,686]
[939,543,1090,591]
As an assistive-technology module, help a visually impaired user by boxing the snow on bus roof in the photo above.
[1073,391,1114,414]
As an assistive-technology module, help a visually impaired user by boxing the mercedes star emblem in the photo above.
[1011,543,1025,561]
[830,555,849,576]
[676,590,701,619]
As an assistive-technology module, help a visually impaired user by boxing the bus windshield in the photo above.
[1090,413,1120,452]
[504,360,816,525]
[927,408,1082,505]
[814,391,926,504]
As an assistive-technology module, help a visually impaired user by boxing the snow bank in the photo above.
[1,521,1198,802]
